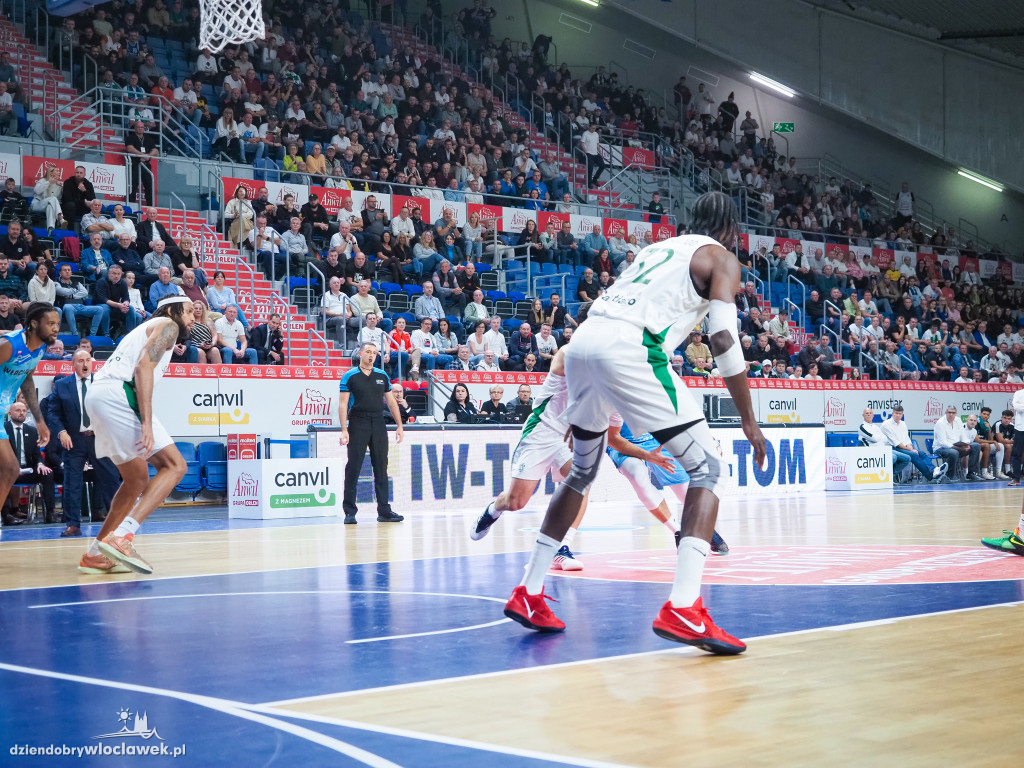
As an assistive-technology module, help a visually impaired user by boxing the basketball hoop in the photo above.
[199,0,267,53]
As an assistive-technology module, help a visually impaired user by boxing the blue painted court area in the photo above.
[2,552,1023,766]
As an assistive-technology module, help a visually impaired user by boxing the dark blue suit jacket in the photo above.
[45,373,91,449]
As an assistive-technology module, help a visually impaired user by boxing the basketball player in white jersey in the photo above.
[470,330,676,571]
[503,191,766,655]
[77,296,193,575]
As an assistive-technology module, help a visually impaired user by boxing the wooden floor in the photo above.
[1,487,1023,767]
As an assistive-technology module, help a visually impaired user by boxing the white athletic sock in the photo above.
[669,536,711,608]
[87,539,101,556]
[1017,509,1024,536]
[520,533,561,594]
[561,526,577,549]
[113,517,140,537]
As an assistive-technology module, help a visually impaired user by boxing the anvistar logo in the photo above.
[233,472,259,506]
[188,391,250,426]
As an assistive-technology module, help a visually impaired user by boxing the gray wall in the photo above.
[490,0,1024,255]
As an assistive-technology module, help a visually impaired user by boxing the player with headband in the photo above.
[77,295,194,575]
[0,303,60,535]
[502,191,766,655]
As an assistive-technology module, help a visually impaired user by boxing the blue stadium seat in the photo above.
[380,282,402,294]
[507,291,527,301]
[486,290,506,301]
[57,334,81,348]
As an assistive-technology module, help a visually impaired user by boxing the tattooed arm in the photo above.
[134,319,179,455]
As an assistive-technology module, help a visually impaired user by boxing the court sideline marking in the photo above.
[0,661,401,768]
[259,598,1024,707]
[0,662,642,768]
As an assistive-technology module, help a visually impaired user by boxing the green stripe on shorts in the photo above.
[642,328,678,414]
[123,381,142,421]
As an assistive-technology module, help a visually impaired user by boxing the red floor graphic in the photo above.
[556,546,1024,585]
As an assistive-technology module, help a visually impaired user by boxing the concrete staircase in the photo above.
[0,14,124,152]
[150,207,348,368]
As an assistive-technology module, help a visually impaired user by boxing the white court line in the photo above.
[0,662,642,768]
[0,662,402,768]
[347,619,512,644]
[259,598,1024,707]
[0,547,524,594]
[29,589,509,610]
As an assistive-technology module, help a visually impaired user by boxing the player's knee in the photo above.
[686,451,725,497]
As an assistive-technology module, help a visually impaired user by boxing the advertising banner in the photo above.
[0,152,21,185]
[501,206,535,234]
[570,212,605,241]
[228,458,344,519]
[312,424,825,512]
[825,446,893,492]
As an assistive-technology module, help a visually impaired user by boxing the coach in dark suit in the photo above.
[249,314,285,365]
[4,401,56,525]
[45,350,119,537]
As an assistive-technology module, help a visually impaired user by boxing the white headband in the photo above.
[158,295,192,307]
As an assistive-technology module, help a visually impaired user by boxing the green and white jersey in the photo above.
[520,371,569,439]
[590,234,719,354]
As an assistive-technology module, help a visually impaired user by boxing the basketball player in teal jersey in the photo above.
[607,420,729,554]
[0,303,61,529]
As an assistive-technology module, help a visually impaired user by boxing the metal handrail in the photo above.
[306,260,327,336]
[787,274,807,323]
[269,292,293,363]
[822,299,843,356]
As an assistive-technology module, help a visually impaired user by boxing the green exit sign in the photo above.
[773,122,795,133]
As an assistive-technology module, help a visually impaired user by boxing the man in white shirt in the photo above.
[996,324,1023,349]
[214,305,258,364]
[857,407,884,445]
[329,221,362,259]
[391,206,416,239]
[858,291,879,318]
[353,312,392,371]
[172,78,198,107]
[410,317,450,375]
[898,255,916,278]
[194,49,218,77]
[482,315,510,369]
[578,123,606,187]
[980,346,1010,375]
[323,276,354,340]
[475,350,501,372]
[933,404,981,481]
[223,66,244,93]
[881,405,946,482]
[535,323,558,370]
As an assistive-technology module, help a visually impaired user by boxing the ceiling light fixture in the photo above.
[749,72,796,98]
[957,169,1003,192]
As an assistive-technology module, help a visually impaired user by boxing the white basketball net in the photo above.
[199,0,267,53]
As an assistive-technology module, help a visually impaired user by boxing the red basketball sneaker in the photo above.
[504,586,566,632]
[652,597,746,655]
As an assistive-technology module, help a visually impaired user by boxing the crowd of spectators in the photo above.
[0,199,285,365]
[33,0,1021,382]
[733,239,1024,381]
[858,403,1021,484]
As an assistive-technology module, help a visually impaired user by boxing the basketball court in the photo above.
[2,482,1022,766]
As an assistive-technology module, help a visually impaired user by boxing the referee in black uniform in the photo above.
[339,342,405,524]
